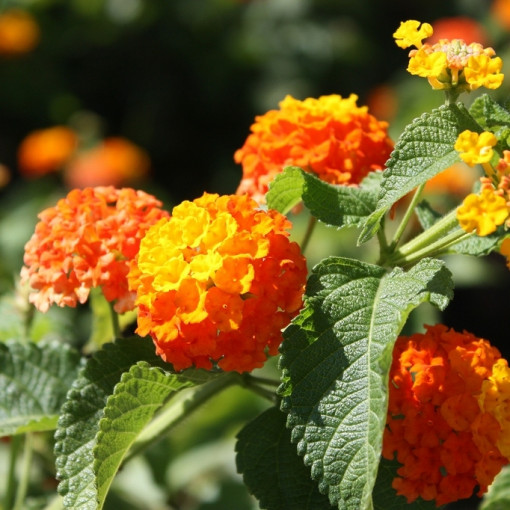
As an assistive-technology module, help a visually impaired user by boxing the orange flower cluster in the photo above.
[21,187,168,314]
[128,192,307,373]
[234,94,393,204]
[383,324,510,506]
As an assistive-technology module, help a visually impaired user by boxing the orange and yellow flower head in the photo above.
[128,192,308,373]
[21,187,169,314]
[383,324,510,506]
[394,20,504,94]
[234,94,393,204]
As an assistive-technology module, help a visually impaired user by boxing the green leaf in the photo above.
[279,257,453,510]
[481,464,510,510]
[88,288,137,349]
[236,406,334,510]
[266,166,381,229]
[54,336,169,510]
[469,94,510,132]
[359,103,481,243]
[0,340,83,436]
[301,171,381,229]
[266,166,305,214]
[94,361,198,509]
[372,457,440,510]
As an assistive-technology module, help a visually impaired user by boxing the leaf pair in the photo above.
[54,336,216,510]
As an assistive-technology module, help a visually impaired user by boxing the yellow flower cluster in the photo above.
[128,192,307,373]
[455,130,510,236]
[394,20,504,94]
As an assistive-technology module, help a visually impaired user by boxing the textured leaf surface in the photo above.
[372,457,438,510]
[54,336,169,510]
[360,103,480,243]
[302,171,381,228]
[236,406,333,510]
[279,257,453,510]
[0,340,83,436]
[267,166,380,229]
[480,465,510,510]
[94,361,197,509]
[469,94,510,132]
[266,166,305,214]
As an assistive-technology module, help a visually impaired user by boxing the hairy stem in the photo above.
[13,433,34,510]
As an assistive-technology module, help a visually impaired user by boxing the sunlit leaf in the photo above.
[267,166,380,229]
[266,166,305,214]
[94,361,198,509]
[359,103,481,243]
[279,257,453,510]
[54,336,167,510]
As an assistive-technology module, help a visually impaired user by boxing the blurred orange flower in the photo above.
[18,126,77,178]
[128,192,307,372]
[383,324,510,506]
[0,9,39,56]
[424,162,479,196]
[64,137,150,188]
[234,94,393,204]
[491,0,510,30]
[428,17,489,46]
[21,187,168,314]
[0,164,11,188]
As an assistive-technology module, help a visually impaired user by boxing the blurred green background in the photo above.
[2,0,510,508]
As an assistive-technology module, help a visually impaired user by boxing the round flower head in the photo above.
[128,192,307,373]
[383,324,510,506]
[395,20,504,95]
[234,94,393,204]
[21,187,169,313]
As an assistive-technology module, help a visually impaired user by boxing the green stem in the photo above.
[377,217,389,254]
[109,302,121,339]
[444,89,460,105]
[390,228,472,266]
[300,215,317,254]
[124,372,240,463]
[389,183,425,250]
[242,373,280,387]
[393,208,460,259]
[13,433,34,510]
[5,435,22,510]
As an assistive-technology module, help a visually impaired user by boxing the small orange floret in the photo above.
[383,324,509,506]
[128,192,308,373]
[20,186,169,313]
[234,94,393,204]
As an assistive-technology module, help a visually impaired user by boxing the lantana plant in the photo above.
[4,18,510,510]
